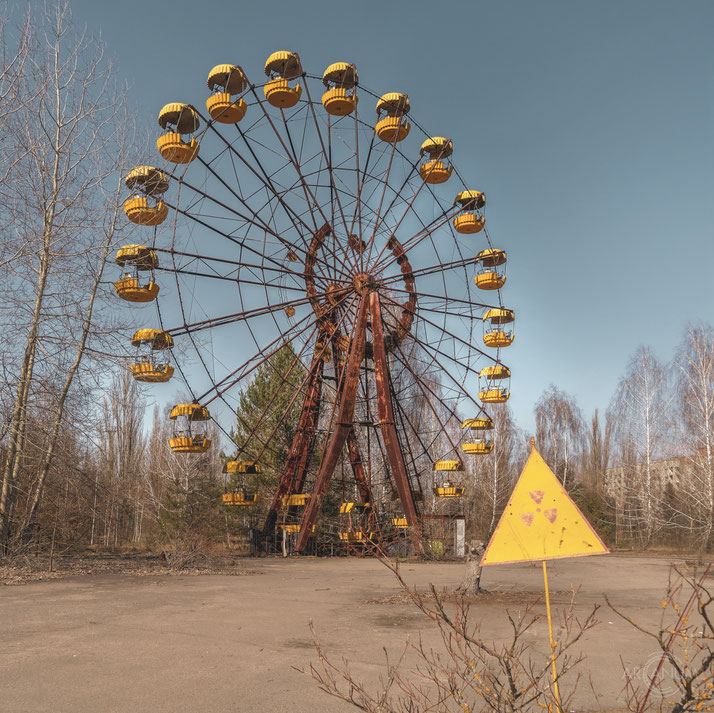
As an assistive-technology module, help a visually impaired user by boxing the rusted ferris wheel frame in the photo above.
[119,57,512,553]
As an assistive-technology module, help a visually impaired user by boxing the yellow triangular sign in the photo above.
[481,444,609,566]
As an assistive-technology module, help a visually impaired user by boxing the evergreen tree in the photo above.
[230,343,308,508]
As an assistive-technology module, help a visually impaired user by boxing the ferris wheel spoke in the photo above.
[245,88,354,282]
[361,132,401,265]
[388,342,461,453]
[196,311,320,403]
[199,106,318,239]
[380,291,500,366]
[161,194,348,284]
[390,385,447,474]
[379,283,500,311]
[165,295,317,337]
[301,81,361,277]
[369,206,461,275]
[198,287,358,404]
[231,323,323,457]
[152,247,308,284]
[247,294,360,466]
[366,140,455,272]
[380,254,478,288]
[279,116,359,283]
[154,265,310,293]
[393,344,489,430]
[203,111,360,286]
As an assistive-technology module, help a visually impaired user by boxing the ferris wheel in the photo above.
[115,52,514,553]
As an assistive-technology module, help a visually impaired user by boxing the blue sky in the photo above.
[69,0,714,433]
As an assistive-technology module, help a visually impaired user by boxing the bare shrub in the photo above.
[304,558,598,712]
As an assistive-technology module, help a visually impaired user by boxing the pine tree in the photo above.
[230,343,307,506]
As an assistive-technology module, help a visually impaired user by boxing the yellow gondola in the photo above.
[114,244,160,303]
[222,492,261,506]
[157,103,200,163]
[479,389,510,404]
[433,460,465,497]
[168,403,211,453]
[462,441,493,455]
[433,459,464,472]
[453,189,486,234]
[338,531,375,542]
[125,166,169,196]
[433,484,466,497]
[482,308,515,348]
[474,248,507,290]
[339,502,371,514]
[479,364,511,404]
[375,93,410,142]
[322,62,358,116]
[462,417,494,430]
[206,64,248,123]
[264,51,303,108]
[129,328,174,383]
[123,196,168,226]
[419,137,453,184]
[282,493,310,507]
[223,460,262,474]
[281,524,316,533]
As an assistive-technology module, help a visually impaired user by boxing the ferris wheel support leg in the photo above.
[262,353,325,538]
[295,296,369,553]
[346,429,373,504]
[370,292,423,554]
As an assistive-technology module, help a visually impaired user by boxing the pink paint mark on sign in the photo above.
[544,508,558,523]
[529,490,545,504]
[519,512,534,526]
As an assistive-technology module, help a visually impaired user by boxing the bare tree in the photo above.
[0,2,135,553]
[608,346,671,548]
[535,385,585,488]
[674,325,714,549]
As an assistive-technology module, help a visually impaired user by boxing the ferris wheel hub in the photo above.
[352,272,374,295]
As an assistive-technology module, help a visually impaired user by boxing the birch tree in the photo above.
[608,346,670,548]
[0,2,135,553]
[534,385,585,487]
[674,324,714,549]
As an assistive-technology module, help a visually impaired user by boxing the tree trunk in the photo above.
[457,540,486,594]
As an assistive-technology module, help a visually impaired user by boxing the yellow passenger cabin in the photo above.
[419,137,453,184]
[222,492,261,506]
[339,502,371,514]
[462,440,493,455]
[282,493,310,507]
[321,62,358,116]
[157,103,200,163]
[482,308,515,348]
[114,244,160,303]
[375,93,410,142]
[264,51,303,108]
[479,364,511,404]
[432,460,465,497]
[474,248,507,290]
[453,190,486,234]
[168,402,211,453]
[223,460,262,475]
[129,328,174,383]
[206,64,248,123]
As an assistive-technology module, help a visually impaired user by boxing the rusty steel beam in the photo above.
[262,351,325,537]
[295,295,369,552]
[369,292,422,548]
[346,428,373,504]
